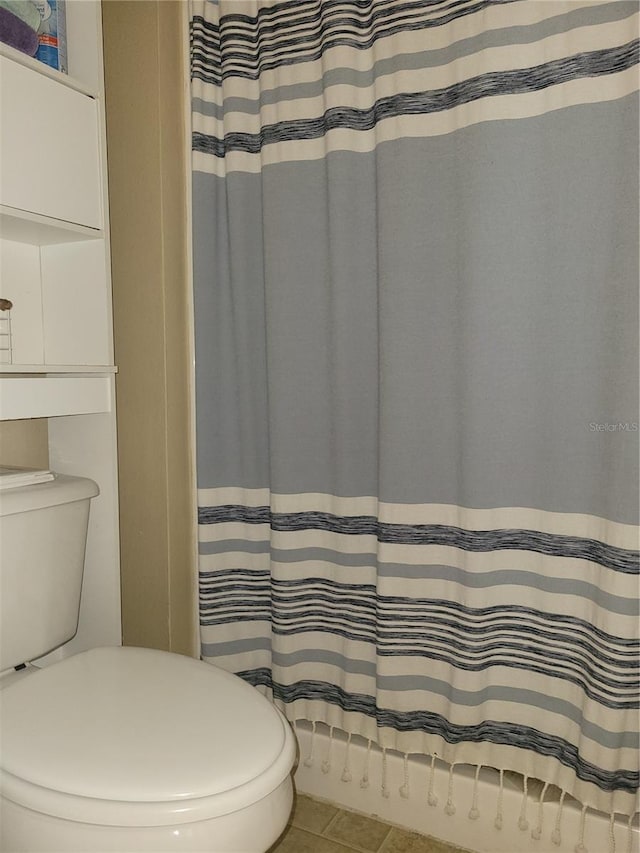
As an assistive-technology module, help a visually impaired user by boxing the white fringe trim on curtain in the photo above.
[293,720,639,853]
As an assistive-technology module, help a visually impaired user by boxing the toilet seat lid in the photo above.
[0,647,292,807]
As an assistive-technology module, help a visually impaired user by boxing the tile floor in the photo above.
[269,793,470,853]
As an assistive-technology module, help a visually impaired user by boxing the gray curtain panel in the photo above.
[190,0,639,820]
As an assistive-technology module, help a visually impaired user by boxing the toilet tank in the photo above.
[0,471,99,672]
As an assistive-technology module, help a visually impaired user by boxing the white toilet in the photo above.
[0,470,297,852]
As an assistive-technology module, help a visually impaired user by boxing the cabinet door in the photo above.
[0,58,102,228]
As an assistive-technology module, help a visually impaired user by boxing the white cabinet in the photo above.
[0,1,121,657]
[0,58,102,228]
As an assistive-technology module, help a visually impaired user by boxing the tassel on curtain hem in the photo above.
[294,719,639,853]
[238,662,638,817]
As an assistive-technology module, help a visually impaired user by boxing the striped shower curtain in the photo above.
[189,0,639,825]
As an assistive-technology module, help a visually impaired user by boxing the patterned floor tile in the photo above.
[292,793,340,834]
[380,827,468,853]
[270,824,357,853]
[269,793,468,853]
[324,808,392,851]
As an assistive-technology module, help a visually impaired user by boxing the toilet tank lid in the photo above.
[0,471,98,516]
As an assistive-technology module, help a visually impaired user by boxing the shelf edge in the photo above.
[0,42,97,98]
[0,365,117,375]
[0,205,103,245]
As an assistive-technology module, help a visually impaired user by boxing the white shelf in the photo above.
[0,375,112,419]
[0,364,117,374]
[0,41,96,98]
[0,205,102,246]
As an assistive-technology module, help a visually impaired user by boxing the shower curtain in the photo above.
[189,0,639,823]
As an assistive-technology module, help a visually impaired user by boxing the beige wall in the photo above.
[102,1,197,656]
[0,419,49,469]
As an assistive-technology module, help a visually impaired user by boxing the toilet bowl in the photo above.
[0,469,297,851]
[0,646,297,852]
